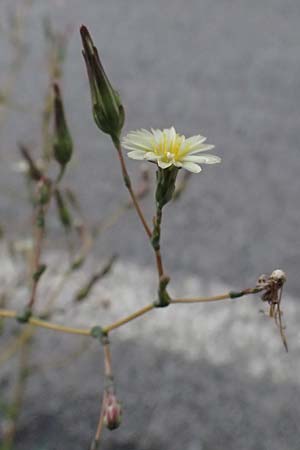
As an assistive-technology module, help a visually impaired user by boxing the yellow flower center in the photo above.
[154,131,184,162]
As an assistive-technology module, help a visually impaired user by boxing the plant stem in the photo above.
[115,140,167,281]
[171,286,265,304]
[103,338,113,379]
[90,396,106,450]
[171,294,231,304]
[2,332,31,450]
[0,286,264,338]
[0,309,90,336]
[0,326,33,366]
[115,142,152,238]
[28,206,46,310]
[152,205,164,278]
[102,304,154,334]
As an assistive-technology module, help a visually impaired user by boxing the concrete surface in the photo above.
[1,248,300,450]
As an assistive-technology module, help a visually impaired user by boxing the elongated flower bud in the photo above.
[80,25,125,144]
[53,83,73,167]
[103,391,122,430]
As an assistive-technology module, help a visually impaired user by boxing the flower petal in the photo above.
[173,161,183,168]
[183,154,221,164]
[122,139,153,151]
[157,160,173,169]
[184,135,207,149]
[181,161,202,173]
[127,150,147,160]
[188,144,215,155]
[145,152,158,161]
[151,128,163,145]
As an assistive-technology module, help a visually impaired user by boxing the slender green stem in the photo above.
[115,142,152,238]
[55,164,66,183]
[152,204,164,278]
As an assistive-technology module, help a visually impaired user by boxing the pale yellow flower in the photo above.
[122,127,221,173]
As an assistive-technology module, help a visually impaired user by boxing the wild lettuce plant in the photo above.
[0,24,288,450]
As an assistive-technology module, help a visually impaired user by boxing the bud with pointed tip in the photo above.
[80,25,125,145]
[53,83,73,168]
[103,391,122,430]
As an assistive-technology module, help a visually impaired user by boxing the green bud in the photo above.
[155,166,179,209]
[53,83,73,167]
[80,25,125,142]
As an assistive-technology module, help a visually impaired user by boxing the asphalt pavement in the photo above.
[1,1,300,449]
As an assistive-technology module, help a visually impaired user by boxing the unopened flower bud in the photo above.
[103,391,122,430]
[80,25,125,144]
[53,83,73,168]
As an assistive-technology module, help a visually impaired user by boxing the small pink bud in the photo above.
[103,391,122,430]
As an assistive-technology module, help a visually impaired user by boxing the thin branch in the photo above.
[89,395,106,450]
[171,286,265,304]
[171,293,232,304]
[0,309,91,336]
[115,143,152,238]
[102,304,155,334]
[0,286,264,338]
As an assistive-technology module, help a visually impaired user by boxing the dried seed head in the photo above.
[270,269,287,285]
[257,274,268,285]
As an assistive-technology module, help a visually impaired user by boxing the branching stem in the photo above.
[0,286,264,338]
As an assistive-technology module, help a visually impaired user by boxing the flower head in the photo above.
[122,127,221,173]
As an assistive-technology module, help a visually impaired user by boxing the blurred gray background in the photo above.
[0,0,300,449]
